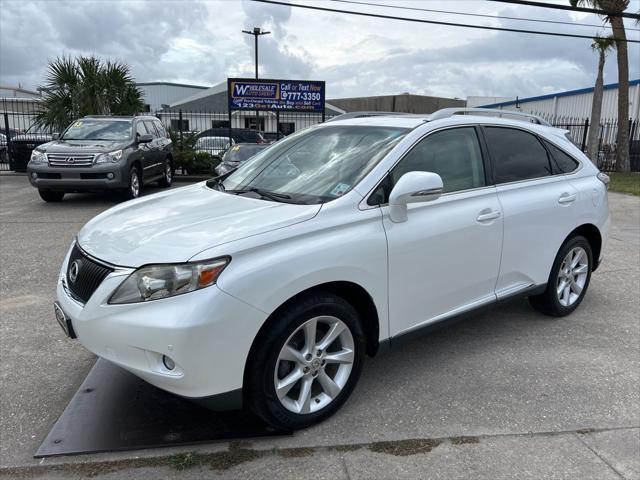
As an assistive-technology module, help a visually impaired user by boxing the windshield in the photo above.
[196,137,231,150]
[220,125,408,204]
[62,119,133,141]
[223,145,266,163]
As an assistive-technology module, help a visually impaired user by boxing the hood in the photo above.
[40,139,129,154]
[77,183,321,267]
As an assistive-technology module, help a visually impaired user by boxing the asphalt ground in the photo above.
[0,174,638,479]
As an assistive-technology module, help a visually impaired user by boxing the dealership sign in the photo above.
[227,78,325,112]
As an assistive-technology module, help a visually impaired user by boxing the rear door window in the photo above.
[484,127,553,183]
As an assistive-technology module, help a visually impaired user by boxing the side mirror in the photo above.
[138,133,153,143]
[51,133,60,140]
[388,171,443,223]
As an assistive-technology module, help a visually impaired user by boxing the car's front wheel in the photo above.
[246,292,365,430]
[158,159,173,187]
[529,235,593,317]
[38,189,64,202]
[123,166,141,200]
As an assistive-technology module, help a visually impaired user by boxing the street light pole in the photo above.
[242,27,271,132]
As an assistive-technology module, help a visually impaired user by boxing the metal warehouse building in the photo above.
[475,79,640,123]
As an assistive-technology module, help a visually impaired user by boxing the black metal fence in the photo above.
[542,114,640,172]
[1,97,638,173]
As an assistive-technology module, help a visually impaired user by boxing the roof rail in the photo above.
[326,111,411,122]
[429,108,551,126]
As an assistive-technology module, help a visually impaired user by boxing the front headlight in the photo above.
[30,150,47,164]
[109,257,230,304]
[94,149,123,164]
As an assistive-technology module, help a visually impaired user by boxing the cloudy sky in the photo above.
[1,0,638,100]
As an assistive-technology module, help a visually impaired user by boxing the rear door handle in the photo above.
[558,193,577,204]
[476,210,501,222]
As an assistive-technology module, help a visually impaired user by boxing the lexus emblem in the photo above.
[65,157,75,164]
[69,260,81,283]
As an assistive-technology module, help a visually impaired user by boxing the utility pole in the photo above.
[242,27,271,132]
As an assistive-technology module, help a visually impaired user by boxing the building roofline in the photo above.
[0,85,41,96]
[479,78,640,108]
[136,81,210,90]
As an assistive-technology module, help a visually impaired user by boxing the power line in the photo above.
[252,0,640,43]
[329,0,640,32]
[488,0,640,20]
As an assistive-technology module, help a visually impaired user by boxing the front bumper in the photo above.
[55,246,269,401]
[27,163,128,191]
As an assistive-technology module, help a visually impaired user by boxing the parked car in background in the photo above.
[9,125,54,171]
[194,136,234,159]
[261,132,282,143]
[53,109,609,431]
[0,133,7,163]
[214,143,271,175]
[197,127,265,144]
[27,115,173,202]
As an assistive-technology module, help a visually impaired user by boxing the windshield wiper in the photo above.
[205,177,225,191]
[226,188,292,201]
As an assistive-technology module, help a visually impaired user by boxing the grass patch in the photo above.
[168,452,199,471]
[369,439,441,456]
[450,436,480,445]
[608,172,640,196]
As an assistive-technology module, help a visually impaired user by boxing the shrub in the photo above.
[176,150,219,175]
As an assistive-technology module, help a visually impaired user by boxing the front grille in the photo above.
[48,153,95,167]
[66,244,113,303]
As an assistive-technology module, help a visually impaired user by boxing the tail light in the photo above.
[597,172,610,189]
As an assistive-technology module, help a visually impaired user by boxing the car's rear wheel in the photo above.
[529,235,593,317]
[38,189,64,202]
[158,159,173,187]
[123,166,141,200]
[245,292,365,430]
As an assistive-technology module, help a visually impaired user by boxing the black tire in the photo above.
[122,166,141,200]
[158,158,173,188]
[529,235,593,317]
[38,189,64,202]
[245,292,366,430]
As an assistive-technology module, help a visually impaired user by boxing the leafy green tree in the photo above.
[35,56,144,132]
[570,0,631,172]
[587,35,616,162]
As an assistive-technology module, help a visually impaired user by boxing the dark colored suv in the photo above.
[197,128,265,144]
[27,116,173,202]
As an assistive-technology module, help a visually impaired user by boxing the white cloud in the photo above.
[0,0,638,100]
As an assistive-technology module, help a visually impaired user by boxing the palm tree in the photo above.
[586,35,616,163]
[570,0,630,172]
[35,56,144,132]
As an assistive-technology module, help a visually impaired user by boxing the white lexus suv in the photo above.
[54,109,610,430]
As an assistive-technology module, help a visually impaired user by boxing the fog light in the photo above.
[162,355,175,371]
[107,172,114,179]
[31,172,37,179]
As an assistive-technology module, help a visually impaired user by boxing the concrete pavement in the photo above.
[1,175,638,478]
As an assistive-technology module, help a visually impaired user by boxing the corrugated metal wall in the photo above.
[491,82,640,122]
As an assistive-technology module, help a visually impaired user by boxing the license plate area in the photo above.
[54,302,77,339]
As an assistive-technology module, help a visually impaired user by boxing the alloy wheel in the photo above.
[165,163,172,183]
[274,315,354,414]
[556,246,589,307]
[130,170,140,198]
